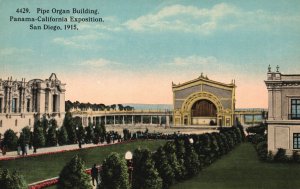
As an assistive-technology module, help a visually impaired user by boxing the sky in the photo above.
[1,0,300,108]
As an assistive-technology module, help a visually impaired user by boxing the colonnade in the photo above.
[79,114,171,127]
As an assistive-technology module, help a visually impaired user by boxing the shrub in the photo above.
[174,139,187,179]
[246,124,266,135]
[184,140,201,178]
[33,127,45,150]
[292,151,300,163]
[132,148,162,189]
[63,112,77,144]
[84,124,94,144]
[266,151,274,162]
[100,152,130,189]
[46,125,58,146]
[153,146,175,189]
[0,169,27,189]
[274,148,288,162]
[256,141,268,160]
[21,126,31,145]
[58,126,68,145]
[57,155,92,189]
[2,129,18,151]
[248,134,266,145]
[163,141,184,181]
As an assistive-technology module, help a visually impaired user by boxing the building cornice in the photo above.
[172,76,235,91]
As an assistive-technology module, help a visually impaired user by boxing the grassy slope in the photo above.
[0,140,166,183]
[171,143,300,189]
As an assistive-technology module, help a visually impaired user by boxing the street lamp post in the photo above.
[125,151,133,184]
[56,127,59,146]
[189,138,194,144]
[76,126,82,149]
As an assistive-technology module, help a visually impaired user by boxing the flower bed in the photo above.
[28,166,102,189]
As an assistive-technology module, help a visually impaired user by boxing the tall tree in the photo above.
[100,152,130,189]
[46,125,58,146]
[84,123,94,144]
[153,146,175,189]
[163,141,183,181]
[58,126,68,146]
[57,155,92,189]
[2,129,18,151]
[21,126,31,145]
[132,148,162,189]
[0,169,27,189]
[33,127,45,152]
[63,112,77,144]
[184,139,201,178]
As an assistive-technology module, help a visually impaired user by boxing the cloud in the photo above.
[79,58,121,68]
[53,33,108,49]
[123,3,300,34]
[124,3,237,34]
[80,16,123,32]
[167,56,218,66]
[0,48,33,56]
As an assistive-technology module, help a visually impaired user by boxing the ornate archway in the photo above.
[181,92,224,125]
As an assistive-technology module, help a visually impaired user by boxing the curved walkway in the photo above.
[0,141,117,161]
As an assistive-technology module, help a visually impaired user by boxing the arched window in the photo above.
[15,119,18,126]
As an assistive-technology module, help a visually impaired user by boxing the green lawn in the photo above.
[171,143,300,189]
[0,140,166,184]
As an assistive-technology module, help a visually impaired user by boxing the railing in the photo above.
[288,114,300,120]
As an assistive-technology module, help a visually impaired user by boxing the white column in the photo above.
[166,116,170,127]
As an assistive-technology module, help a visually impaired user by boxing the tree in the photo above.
[163,141,183,181]
[2,129,18,151]
[118,104,124,111]
[65,100,73,112]
[33,127,45,151]
[21,126,31,145]
[174,139,187,179]
[110,104,116,110]
[63,112,77,144]
[41,115,49,135]
[57,155,92,189]
[132,148,162,189]
[153,146,175,189]
[184,139,201,178]
[58,126,68,146]
[0,168,27,189]
[46,125,58,146]
[93,123,101,144]
[84,123,94,144]
[73,117,85,147]
[100,152,130,189]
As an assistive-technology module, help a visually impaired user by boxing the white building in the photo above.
[265,65,300,154]
[0,73,66,134]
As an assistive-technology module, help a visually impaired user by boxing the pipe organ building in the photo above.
[0,73,66,134]
[172,74,236,127]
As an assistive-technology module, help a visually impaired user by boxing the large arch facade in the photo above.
[172,75,235,127]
